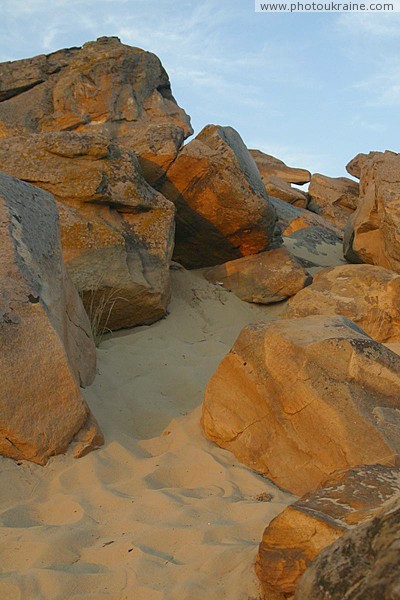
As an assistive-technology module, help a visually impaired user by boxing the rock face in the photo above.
[287,264,400,343]
[0,36,193,185]
[250,149,310,207]
[0,172,103,464]
[308,173,359,229]
[0,132,175,332]
[256,464,400,600]
[344,151,400,272]
[204,247,311,304]
[270,196,342,238]
[156,125,277,268]
[296,495,400,599]
[346,151,379,179]
[202,315,400,496]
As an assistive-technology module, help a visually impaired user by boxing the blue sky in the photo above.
[1,0,399,176]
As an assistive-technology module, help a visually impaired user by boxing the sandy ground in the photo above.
[0,269,294,600]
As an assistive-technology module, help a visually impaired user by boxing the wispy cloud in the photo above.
[337,12,400,37]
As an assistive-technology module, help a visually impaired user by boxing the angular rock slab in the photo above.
[308,173,359,229]
[202,315,400,496]
[156,125,276,268]
[0,36,193,185]
[287,264,400,343]
[0,172,103,464]
[204,247,311,304]
[0,131,175,332]
[256,464,400,600]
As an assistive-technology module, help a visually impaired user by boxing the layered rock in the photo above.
[0,172,103,464]
[308,173,359,229]
[344,151,400,272]
[250,149,310,207]
[287,264,400,343]
[0,132,175,331]
[256,464,400,600]
[204,247,311,304]
[296,495,400,599]
[202,315,400,496]
[156,125,276,268]
[0,36,193,185]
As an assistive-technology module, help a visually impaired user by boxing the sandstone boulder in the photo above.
[250,149,310,207]
[0,36,193,185]
[204,247,311,304]
[308,173,359,229]
[256,464,400,600]
[287,264,400,343]
[344,151,400,272]
[270,196,342,238]
[202,315,400,496]
[346,151,379,179]
[0,172,103,464]
[156,125,276,268]
[0,132,175,332]
[296,495,400,599]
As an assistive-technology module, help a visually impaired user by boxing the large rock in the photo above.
[250,149,310,207]
[156,125,276,268]
[204,247,311,304]
[256,464,400,600]
[0,132,175,332]
[0,36,193,185]
[344,151,400,272]
[270,196,342,238]
[346,151,379,179]
[201,315,400,496]
[296,495,400,599]
[0,172,103,464]
[308,173,359,229]
[287,264,400,343]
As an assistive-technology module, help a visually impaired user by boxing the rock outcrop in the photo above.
[0,172,103,464]
[287,264,400,343]
[0,132,175,331]
[250,149,310,207]
[256,464,400,600]
[344,151,400,272]
[202,315,400,496]
[308,173,359,229]
[204,247,311,304]
[296,495,400,599]
[346,151,379,179]
[0,36,193,185]
[156,125,277,268]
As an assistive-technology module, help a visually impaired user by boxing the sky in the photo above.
[1,0,399,177]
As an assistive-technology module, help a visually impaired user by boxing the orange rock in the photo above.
[269,197,343,238]
[202,315,400,496]
[256,464,400,600]
[308,173,359,229]
[0,172,102,464]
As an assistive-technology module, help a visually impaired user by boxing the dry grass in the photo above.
[80,286,126,346]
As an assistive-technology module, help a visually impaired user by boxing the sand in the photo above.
[0,269,294,600]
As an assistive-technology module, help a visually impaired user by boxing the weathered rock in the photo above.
[346,151,379,179]
[156,125,276,268]
[250,149,310,207]
[287,264,400,343]
[296,495,400,599]
[202,315,400,496]
[344,151,400,272]
[308,173,359,228]
[256,464,400,600]
[0,132,175,331]
[0,172,103,464]
[270,196,343,238]
[204,247,311,304]
[283,226,346,272]
[0,36,193,185]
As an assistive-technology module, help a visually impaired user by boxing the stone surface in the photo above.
[308,173,359,228]
[344,151,400,272]
[250,149,310,207]
[270,196,343,238]
[0,131,175,331]
[296,495,400,599]
[346,151,379,179]
[287,264,400,343]
[204,247,311,304]
[156,125,276,269]
[0,172,102,464]
[201,315,400,496]
[256,464,400,600]
[0,36,193,185]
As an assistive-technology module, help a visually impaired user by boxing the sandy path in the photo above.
[0,269,293,600]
